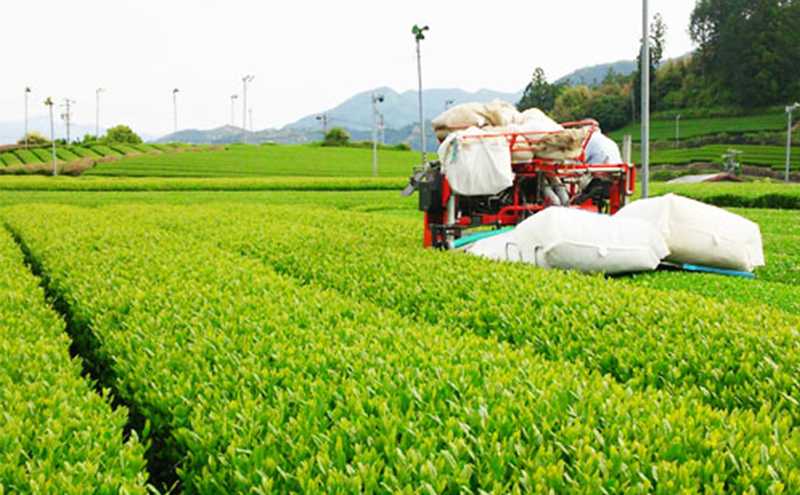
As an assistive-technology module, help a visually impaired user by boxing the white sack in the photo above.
[616,194,765,272]
[484,124,534,163]
[512,208,669,274]
[439,127,514,196]
[431,103,488,140]
[584,131,622,164]
[482,99,520,127]
[516,108,564,133]
[466,231,522,262]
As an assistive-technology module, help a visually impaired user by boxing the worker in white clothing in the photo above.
[584,120,622,164]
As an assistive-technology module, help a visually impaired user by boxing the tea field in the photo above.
[2,175,800,492]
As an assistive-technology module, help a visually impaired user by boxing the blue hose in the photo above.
[452,228,515,249]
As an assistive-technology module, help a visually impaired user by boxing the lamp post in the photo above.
[230,94,238,143]
[787,103,800,182]
[641,0,650,198]
[444,99,454,111]
[242,75,255,144]
[172,88,179,143]
[412,24,429,165]
[316,112,330,138]
[675,114,681,149]
[24,87,31,149]
[372,92,384,178]
[95,87,104,139]
[44,97,56,176]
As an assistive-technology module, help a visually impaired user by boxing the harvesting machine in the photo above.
[404,121,636,249]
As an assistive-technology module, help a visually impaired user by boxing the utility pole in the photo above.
[60,98,76,143]
[444,99,454,111]
[230,94,238,142]
[413,24,429,165]
[641,0,650,198]
[172,88,179,143]
[242,75,254,144]
[372,92,384,177]
[24,87,31,149]
[44,97,57,175]
[316,112,330,138]
[95,88,104,139]
[249,108,253,137]
[675,114,681,149]
[787,103,799,182]
[380,112,386,145]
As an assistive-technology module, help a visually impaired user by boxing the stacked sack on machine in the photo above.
[432,99,591,164]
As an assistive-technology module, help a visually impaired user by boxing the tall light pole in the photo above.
[316,112,330,138]
[95,87,104,139]
[249,108,253,137]
[372,92,384,178]
[444,99,454,111]
[380,112,386,145]
[60,99,76,144]
[641,0,650,198]
[242,75,255,144]
[44,97,57,176]
[413,24,429,165]
[675,114,681,149]
[230,94,238,143]
[24,87,31,149]
[172,88,179,143]
[787,103,799,182]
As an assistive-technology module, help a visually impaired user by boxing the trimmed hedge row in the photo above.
[158,204,800,423]
[5,204,800,492]
[0,228,148,493]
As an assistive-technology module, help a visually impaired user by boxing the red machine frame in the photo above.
[416,121,636,248]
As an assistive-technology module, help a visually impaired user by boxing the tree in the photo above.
[17,132,50,146]
[104,125,143,144]
[689,0,800,107]
[633,13,668,112]
[551,86,593,122]
[322,126,350,147]
[517,68,562,113]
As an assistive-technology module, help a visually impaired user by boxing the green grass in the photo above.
[89,145,121,157]
[55,148,81,162]
[86,144,428,178]
[30,148,55,163]
[67,146,102,159]
[0,153,23,167]
[609,112,788,142]
[638,144,799,170]
[11,149,43,165]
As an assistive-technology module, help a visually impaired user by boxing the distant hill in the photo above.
[285,87,523,132]
[555,60,637,87]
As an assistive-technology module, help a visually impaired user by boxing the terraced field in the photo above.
[2,175,800,492]
[608,112,789,142]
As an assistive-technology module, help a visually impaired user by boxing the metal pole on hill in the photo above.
[675,114,681,149]
[372,92,384,177]
[45,97,56,176]
[24,87,31,150]
[95,87,104,139]
[172,88,179,143]
[788,103,799,182]
[413,24,429,165]
[230,94,238,143]
[641,0,650,198]
[242,75,254,144]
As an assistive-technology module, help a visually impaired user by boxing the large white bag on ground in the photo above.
[439,127,514,196]
[616,193,765,272]
[466,231,522,262]
[512,208,669,274]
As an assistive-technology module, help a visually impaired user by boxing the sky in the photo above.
[1,0,698,141]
